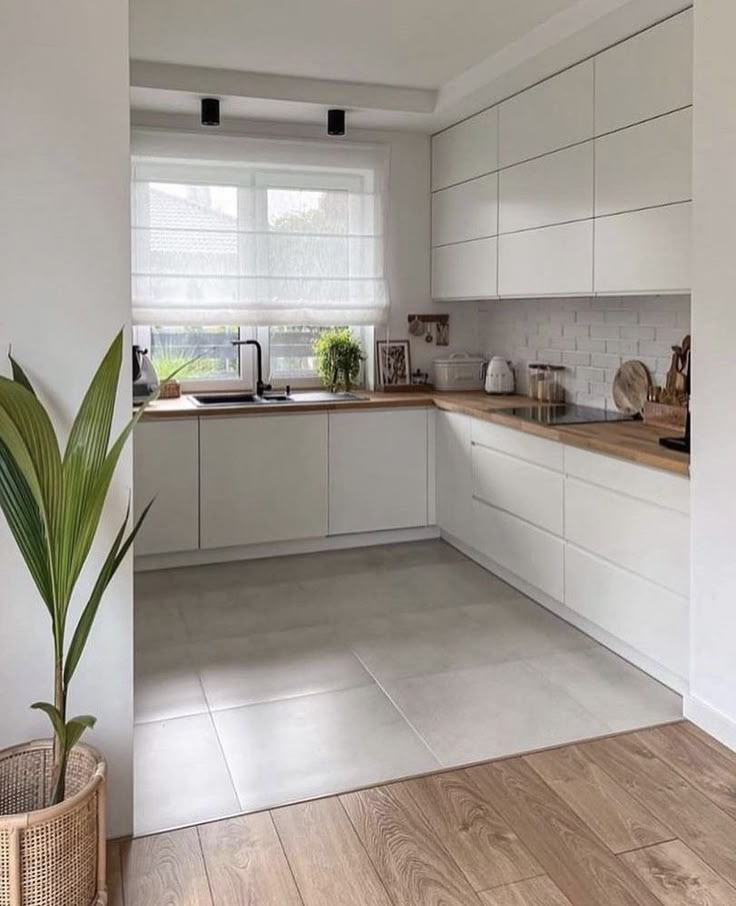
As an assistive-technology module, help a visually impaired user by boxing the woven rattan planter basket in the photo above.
[0,740,107,906]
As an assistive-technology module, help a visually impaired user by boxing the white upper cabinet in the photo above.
[499,142,594,234]
[594,202,691,294]
[595,9,693,135]
[595,108,692,217]
[499,62,594,168]
[499,221,593,297]
[432,237,498,301]
[431,107,499,191]
[432,173,498,246]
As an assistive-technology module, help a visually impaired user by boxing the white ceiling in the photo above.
[129,0,691,132]
[130,0,577,89]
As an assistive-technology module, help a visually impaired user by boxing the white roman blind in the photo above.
[131,130,390,326]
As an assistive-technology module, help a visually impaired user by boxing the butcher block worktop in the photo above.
[140,390,689,477]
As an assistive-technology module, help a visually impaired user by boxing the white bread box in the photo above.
[432,352,487,391]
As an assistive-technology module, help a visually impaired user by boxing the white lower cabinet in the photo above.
[472,499,565,602]
[329,409,429,534]
[199,414,328,549]
[565,545,688,682]
[134,419,200,556]
[436,411,472,546]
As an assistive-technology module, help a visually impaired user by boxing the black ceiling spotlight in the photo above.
[201,97,220,127]
[327,109,346,136]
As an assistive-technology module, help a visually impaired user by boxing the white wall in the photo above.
[130,111,483,378]
[687,0,736,748]
[481,295,691,409]
[0,1,134,834]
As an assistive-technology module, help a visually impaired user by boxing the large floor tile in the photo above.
[134,595,189,650]
[384,660,610,766]
[345,604,521,681]
[194,626,373,710]
[213,685,439,813]
[135,644,208,724]
[134,714,239,835]
[525,646,683,732]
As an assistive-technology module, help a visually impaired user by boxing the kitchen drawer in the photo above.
[473,499,564,601]
[432,237,498,301]
[499,61,594,168]
[565,544,688,681]
[432,173,498,246]
[472,418,563,471]
[594,202,691,294]
[564,446,689,515]
[595,108,692,217]
[565,476,689,596]
[472,444,563,535]
[595,9,693,135]
[499,142,594,234]
[432,107,499,191]
[498,221,594,297]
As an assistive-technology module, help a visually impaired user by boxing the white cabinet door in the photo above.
[200,414,328,549]
[595,108,692,217]
[499,62,594,167]
[499,142,594,234]
[565,476,690,596]
[472,444,564,536]
[329,409,429,534]
[134,419,200,556]
[432,237,498,301]
[432,107,499,191]
[473,499,564,602]
[565,545,688,682]
[594,202,691,294]
[432,173,498,246]
[498,221,593,296]
[595,9,693,135]
[436,410,472,545]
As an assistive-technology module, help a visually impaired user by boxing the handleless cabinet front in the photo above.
[199,414,328,549]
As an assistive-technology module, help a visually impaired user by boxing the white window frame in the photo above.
[133,324,372,393]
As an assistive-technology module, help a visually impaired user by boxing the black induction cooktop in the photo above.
[507,404,636,426]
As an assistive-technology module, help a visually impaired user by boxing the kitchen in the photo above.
[4,0,736,903]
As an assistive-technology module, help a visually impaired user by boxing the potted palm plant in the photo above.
[0,331,150,906]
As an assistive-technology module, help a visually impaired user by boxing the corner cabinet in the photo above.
[328,409,429,534]
[199,413,328,549]
[133,419,200,556]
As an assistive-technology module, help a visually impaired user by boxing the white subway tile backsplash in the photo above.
[482,295,690,408]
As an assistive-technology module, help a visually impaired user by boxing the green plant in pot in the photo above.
[314,328,365,392]
[0,330,150,806]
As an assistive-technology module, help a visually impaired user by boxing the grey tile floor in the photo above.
[133,540,682,835]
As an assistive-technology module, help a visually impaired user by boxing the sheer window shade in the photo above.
[131,132,390,326]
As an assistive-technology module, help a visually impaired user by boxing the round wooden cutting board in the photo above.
[612,360,652,414]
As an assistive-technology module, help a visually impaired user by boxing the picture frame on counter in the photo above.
[376,339,411,386]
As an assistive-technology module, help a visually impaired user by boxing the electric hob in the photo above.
[505,404,636,426]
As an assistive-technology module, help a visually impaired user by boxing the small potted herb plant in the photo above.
[314,328,365,392]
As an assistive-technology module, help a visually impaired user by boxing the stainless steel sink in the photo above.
[191,390,367,407]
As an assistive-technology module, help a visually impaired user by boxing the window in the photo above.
[131,133,389,328]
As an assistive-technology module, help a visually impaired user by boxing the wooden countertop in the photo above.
[140,390,690,477]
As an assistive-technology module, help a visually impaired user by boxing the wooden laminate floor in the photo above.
[109,721,736,906]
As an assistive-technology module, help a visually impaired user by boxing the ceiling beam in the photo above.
[130,60,438,114]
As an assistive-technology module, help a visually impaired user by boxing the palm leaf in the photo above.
[9,354,36,396]
[64,497,153,685]
[56,331,123,604]
[31,702,66,743]
[0,439,54,611]
[65,715,96,751]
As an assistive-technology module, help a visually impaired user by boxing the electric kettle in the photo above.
[485,357,515,394]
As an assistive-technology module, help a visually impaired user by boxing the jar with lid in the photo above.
[528,364,565,402]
